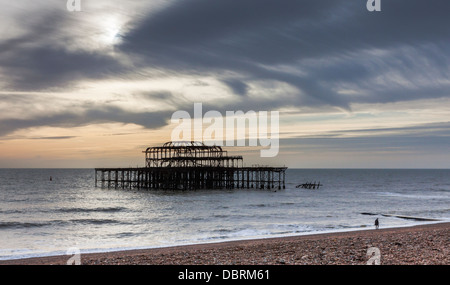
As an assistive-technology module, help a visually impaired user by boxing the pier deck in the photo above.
[95,166,286,190]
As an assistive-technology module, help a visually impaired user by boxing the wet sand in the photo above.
[1,222,448,265]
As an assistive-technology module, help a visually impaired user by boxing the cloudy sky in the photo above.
[1,0,449,168]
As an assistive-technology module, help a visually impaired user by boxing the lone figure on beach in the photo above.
[375,218,379,230]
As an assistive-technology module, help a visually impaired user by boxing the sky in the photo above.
[0,0,450,168]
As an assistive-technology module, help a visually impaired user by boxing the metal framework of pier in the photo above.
[95,141,286,190]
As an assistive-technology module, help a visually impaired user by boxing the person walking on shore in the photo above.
[375,218,379,230]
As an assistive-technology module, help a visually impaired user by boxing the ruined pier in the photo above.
[95,141,286,190]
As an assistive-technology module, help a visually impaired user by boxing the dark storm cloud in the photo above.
[0,46,126,91]
[0,106,171,137]
[282,121,450,152]
[294,121,450,139]
[1,0,450,138]
[221,79,249,96]
[120,0,450,109]
[2,0,450,101]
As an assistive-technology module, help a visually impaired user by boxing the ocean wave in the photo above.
[0,209,25,214]
[68,218,126,225]
[189,217,205,221]
[56,207,127,213]
[278,202,296,206]
[248,203,268,208]
[377,191,449,200]
[429,187,450,192]
[388,208,450,217]
[208,228,272,240]
[211,228,233,233]
[0,221,52,229]
[207,224,314,240]
[113,232,139,238]
[0,218,126,229]
[211,214,229,218]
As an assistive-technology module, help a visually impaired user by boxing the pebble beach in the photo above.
[1,222,448,265]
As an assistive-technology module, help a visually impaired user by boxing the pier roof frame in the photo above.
[144,141,242,168]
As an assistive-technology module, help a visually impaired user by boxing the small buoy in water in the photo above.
[50,176,52,181]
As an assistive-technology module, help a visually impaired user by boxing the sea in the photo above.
[0,168,449,261]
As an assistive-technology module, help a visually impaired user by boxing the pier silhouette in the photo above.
[95,141,287,190]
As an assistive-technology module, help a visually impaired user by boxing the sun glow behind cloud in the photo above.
[98,16,124,47]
